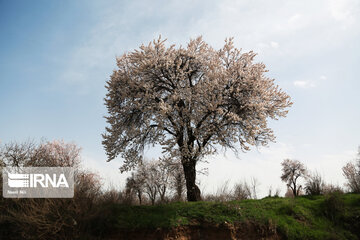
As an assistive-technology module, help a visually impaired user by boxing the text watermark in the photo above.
[2,167,74,198]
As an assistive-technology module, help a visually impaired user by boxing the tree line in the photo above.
[281,150,360,197]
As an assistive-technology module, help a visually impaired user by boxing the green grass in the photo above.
[88,194,360,239]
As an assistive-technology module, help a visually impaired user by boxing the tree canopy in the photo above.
[103,36,292,201]
[281,159,307,197]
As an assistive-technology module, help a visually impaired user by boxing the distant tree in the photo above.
[0,139,80,168]
[0,140,35,167]
[155,156,187,201]
[103,36,292,201]
[137,161,159,205]
[29,140,81,167]
[342,146,360,193]
[250,177,260,199]
[154,158,171,203]
[168,160,186,201]
[267,186,281,198]
[125,172,145,205]
[126,157,185,205]
[156,157,187,202]
[281,159,307,197]
[274,188,281,197]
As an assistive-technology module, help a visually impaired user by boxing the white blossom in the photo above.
[102,36,292,201]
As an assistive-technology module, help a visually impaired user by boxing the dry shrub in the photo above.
[202,179,259,202]
[233,181,252,200]
[323,184,344,195]
[1,170,102,240]
[202,181,232,202]
[100,188,125,204]
[5,198,78,239]
[305,171,325,195]
[267,186,281,198]
[284,188,294,198]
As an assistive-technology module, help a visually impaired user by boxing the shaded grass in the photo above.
[88,194,360,240]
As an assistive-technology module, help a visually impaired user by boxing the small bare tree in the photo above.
[267,186,281,197]
[125,172,145,205]
[281,159,307,197]
[0,140,35,167]
[342,146,360,193]
[305,171,325,195]
[155,158,172,203]
[170,162,186,201]
[127,157,186,204]
[159,157,186,201]
[250,177,260,199]
[137,161,159,205]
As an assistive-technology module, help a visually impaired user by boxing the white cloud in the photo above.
[286,13,308,31]
[270,41,279,49]
[55,0,360,95]
[330,0,359,24]
[293,75,328,89]
[320,75,327,80]
[293,80,317,88]
[288,13,302,24]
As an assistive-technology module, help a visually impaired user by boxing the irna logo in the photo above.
[3,167,74,198]
[7,173,69,188]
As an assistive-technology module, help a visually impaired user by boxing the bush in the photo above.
[233,181,251,200]
[322,192,345,222]
[323,184,344,195]
[0,140,102,240]
[305,172,324,195]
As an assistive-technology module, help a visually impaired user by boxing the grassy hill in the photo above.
[85,193,360,240]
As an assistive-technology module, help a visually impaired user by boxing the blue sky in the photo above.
[1,0,359,197]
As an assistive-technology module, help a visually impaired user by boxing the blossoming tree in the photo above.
[103,37,292,201]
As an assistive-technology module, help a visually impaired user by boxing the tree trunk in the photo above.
[182,159,201,201]
[159,186,166,203]
[137,191,142,205]
[175,176,183,201]
[292,183,297,197]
